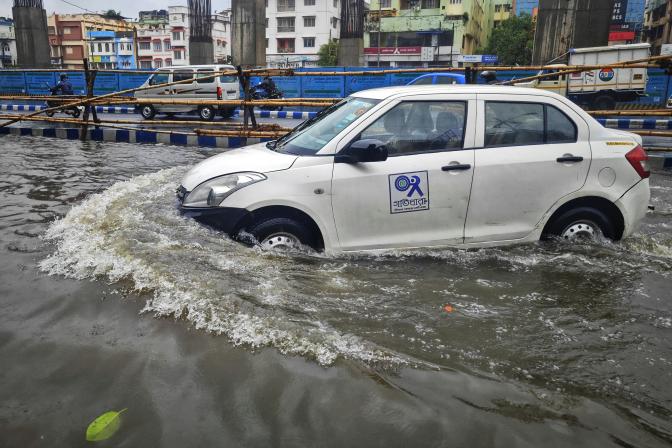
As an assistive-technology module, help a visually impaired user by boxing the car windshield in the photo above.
[270,97,380,155]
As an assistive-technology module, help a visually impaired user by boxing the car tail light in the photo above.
[217,86,223,100]
[625,145,650,179]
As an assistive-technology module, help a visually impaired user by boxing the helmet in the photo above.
[480,71,497,83]
[60,74,68,80]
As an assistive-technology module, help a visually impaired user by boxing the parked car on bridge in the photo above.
[407,73,466,85]
[177,85,650,253]
[136,64,239,121]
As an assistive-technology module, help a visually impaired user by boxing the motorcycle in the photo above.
[248,83,284,111]
[44,83,84,118]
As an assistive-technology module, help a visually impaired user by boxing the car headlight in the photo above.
[182,172,266,207]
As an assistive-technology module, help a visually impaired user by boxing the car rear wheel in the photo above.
[247,217,317,251]
[140,105,156,120]
[591,95,616,111]
[544,206,618,241]
[198,106,215,121]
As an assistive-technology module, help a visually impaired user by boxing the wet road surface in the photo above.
[1,135,671,447]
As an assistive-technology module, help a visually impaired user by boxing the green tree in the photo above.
[481,14,534,66]
[317,39,339,67]
[102,10,124,20]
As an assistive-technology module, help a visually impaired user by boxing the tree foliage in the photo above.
[102,10,124,20]
[481,14,534,66]
[317,39,339,67]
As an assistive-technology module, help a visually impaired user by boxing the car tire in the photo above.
[592,95,616,111]
[140,105,156,120]
[45,110,55,117]
[246,217,317,251]
[544,206,618,241]
[198,106,215,121]
[71,108,81,119]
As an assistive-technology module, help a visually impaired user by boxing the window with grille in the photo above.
[277,17,295,32]
[303,16,316,27]
[277,0,295,12]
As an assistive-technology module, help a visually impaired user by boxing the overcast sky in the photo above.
[0,0,232,20]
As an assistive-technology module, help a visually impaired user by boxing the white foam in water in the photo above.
[39,168,406,367]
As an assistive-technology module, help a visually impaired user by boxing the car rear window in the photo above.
[149,72,169,86]
[485,101,577,148]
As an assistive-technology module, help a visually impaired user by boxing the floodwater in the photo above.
[1,135,671,447]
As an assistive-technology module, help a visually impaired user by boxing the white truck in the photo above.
[515,43,650,110]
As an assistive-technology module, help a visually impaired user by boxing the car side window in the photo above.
[546,105,577,143]
[485,101,577,148]
[436,76,458,85]
[173,71,193,82]
[410,76,434,85]
[196,69,214,84]
[359,101,466,156]
[149,72,169,86]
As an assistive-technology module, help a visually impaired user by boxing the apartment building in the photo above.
[512,0,538,15]
[137,6,230,69]
[0,17,16,67]
[47,13,134,69]
[643,0,671,54]
[364,0,495,67]
[265,0,342,68]
[88,31,136,69]
[493,1,513,27]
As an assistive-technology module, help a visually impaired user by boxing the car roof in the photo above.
[157,64,235,71]
[351,84,560,100]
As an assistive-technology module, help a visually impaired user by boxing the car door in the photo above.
[464,94,591,243]
[331,95,477,251]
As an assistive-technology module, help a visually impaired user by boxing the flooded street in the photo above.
[1,135,671,447]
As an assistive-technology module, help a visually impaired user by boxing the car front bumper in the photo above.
[177,185,248,234]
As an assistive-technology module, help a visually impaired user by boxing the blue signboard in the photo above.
[299,67,345,98]
[0,72,26,94]
[25,72,56,95]
[118,73,150,94]
[482,55,499,64]
[93,72,119,95]
[345,67,388,95]
[274,76,301,98]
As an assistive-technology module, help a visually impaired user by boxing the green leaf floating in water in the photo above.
[86,408,127,442]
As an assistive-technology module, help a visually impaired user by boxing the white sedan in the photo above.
[177,85,651,253]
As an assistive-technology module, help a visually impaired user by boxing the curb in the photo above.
[0,125,262,149]
[598,118,672,130]
[0,104,317,120]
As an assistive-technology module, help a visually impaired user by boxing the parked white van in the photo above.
[136,64,239,121]
[177,85,651,253]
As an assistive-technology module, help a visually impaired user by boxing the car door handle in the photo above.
[556,156,584,163]
[442,163,472,171]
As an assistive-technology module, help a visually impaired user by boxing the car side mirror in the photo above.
[336,139,388,164]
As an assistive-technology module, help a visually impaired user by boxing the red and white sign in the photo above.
[608,31,635,41]
[364,47,422,55]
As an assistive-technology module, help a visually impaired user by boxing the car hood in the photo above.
[181,143,298,191]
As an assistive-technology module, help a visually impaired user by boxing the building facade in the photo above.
[493,1,513,27]
[364,0,496,68]
[265,0,342,68]
[47,14,134,69]
[512,0,538,15]
[643,0,671,54]
[136,6,230,69]
[0,17,17,67]
[87,31,136,69]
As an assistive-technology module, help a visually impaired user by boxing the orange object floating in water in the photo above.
[443,304,454,313]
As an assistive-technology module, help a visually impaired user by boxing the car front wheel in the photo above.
[246,217,317,251]
[198,106,215,121]
[544,206,618,241]
[140,105,156,120]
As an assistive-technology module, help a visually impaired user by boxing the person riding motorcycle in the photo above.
[52,74,74,95]
[45,74,81,118]
[250,76,284,110]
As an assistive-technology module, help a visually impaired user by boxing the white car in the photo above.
[177,85,650,253]
[136,64,239,121]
